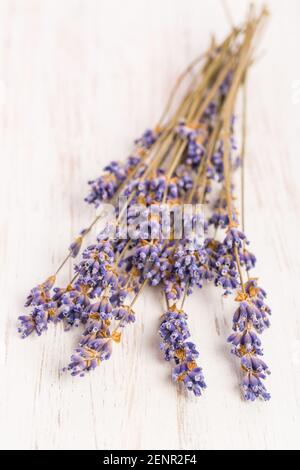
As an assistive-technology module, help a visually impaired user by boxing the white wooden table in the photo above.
[1,0,300,450]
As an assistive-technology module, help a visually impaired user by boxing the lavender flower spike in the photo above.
[159,306,206,397]
[228,282,271,401]
[69,236,83,258]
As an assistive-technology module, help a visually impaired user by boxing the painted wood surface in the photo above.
[0,0,300,450]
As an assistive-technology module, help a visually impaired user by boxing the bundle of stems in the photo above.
[19,6,271,401]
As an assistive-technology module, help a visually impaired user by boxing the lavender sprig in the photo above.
[159,307,206,396]
[228,279,271,401]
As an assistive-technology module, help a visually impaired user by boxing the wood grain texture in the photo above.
[1,0,300,450]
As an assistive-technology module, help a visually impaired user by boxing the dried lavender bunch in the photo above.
[18,6,270,401]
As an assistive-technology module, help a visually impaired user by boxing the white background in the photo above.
[1,0,300,450]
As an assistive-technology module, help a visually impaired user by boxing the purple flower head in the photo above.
[211,144,224,182]
[85,144,146,208]
[74,240,115,290]
[88,297,113,320]
[159,308,206,397]
[131,241,166,285]
[241,373,271,401]
[134,173,167,204]
[85,172,121,207]
[224,228,247,250]
[173,166,194,194]
[209,211,230,229]
[185,137,206,168]
[232,298,270,334]
[172,362,206,397]
[208,196,235,229]
[69,236,83,258]
[18,314,37,338]
[80,318,111,342]
[228,292,271,401]
[241,355,270,377]
[25,275,56,307]
[54,284,90,330]
[214,251,239,294]
[18,305,50,338]
[172,242,208,289]
[245,279,268,301]
[159,310,191,352]
[109,286,130,306]
[113,305,135,327]
[239,249,256,271]
[52,286,67,305]
[68,339,113,377]
[228,330,262,357]
[135,128,159,149]
[175,120,208,168]
[163,280,184,301]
